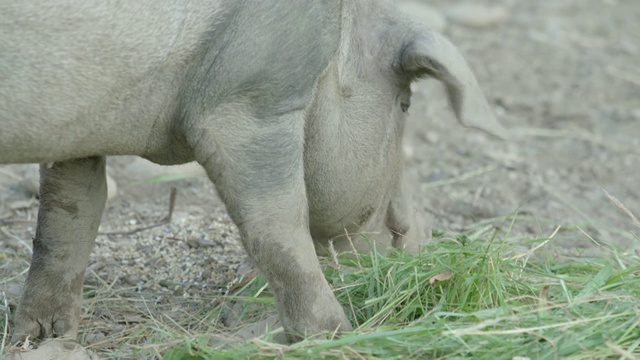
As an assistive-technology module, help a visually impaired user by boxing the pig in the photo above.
[0,0,507,343]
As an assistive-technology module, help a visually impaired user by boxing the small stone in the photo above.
[111,325,125,333]
[85,331,106,345]
[124,274,140,285]
[186,238,200,248]
[197,238,216,247]
[445,4,508,28]
[203,268,214,279]
[398,1,447,32]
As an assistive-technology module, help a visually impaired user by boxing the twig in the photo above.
[510,225,560,264]
[1,227,33,255]
[98,221,168,236]
[165,187,177,223]
[422,165,498,189]
[602,188,640,230]
[0,168,21,181]
[98,187,177,235]
[606,342,638,360]
[1,187,179,233]
[0,219,37,228]
[1,291,9,355]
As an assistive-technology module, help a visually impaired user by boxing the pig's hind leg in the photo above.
[12,157,107,342]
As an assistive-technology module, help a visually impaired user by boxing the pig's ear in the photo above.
[400,29,509,139]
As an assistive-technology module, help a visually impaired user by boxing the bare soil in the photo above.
[1,0,639,356]
[405,0,640,254]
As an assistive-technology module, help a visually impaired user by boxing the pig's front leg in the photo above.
[192,108,352,342]
[12,157,107,342]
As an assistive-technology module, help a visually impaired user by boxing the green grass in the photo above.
[2,228,639,359]
[153,230,640,360]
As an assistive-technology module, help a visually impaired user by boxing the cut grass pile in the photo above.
[160,229,640,359]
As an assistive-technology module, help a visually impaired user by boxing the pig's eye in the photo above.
[400,100,410,113]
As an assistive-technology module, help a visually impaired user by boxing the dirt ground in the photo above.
[1,0,639,355]
[405,0,640,253]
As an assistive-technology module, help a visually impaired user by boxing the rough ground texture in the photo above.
[1,0,639,356]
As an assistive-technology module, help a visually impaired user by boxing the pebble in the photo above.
[89,211,245,300]
[398,1,447,32]
[185,237,217,249]
[85,331,106,345]
[186,238,201,249]
[444,4,508,28]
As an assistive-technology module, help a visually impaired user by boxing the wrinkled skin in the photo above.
[0,0,506,343]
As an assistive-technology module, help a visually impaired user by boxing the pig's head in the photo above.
[304,1,507,253]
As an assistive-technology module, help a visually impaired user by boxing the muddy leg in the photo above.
[12,157,107,341]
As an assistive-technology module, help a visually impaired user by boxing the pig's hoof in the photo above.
[11,310,78,343]
[285,318,352,343]
[283,294,353,343]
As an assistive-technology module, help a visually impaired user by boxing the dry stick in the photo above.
[165,186,177,223]
[422,165,498,189]
[0,168,21,180]
[605,342,639,360]
[99,187,177,235]
[0,219,37,228]
[510,225,561,263]
[1,291,8,355]
[1,187,179,232]
[1,227,33,255]
[602,188,640,230]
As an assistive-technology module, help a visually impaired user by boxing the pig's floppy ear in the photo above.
[400,29,509,139]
